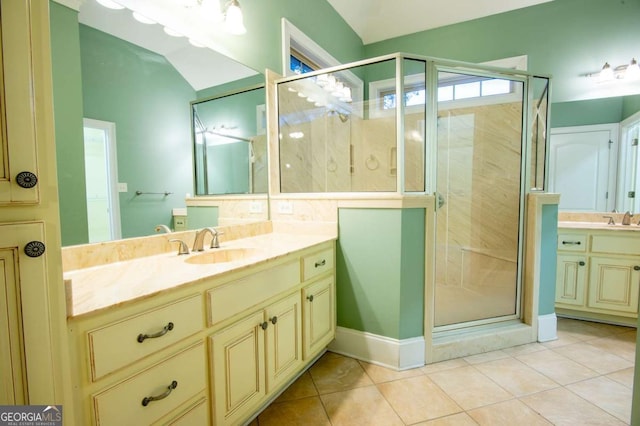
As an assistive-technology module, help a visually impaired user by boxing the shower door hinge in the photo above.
[605,191,609,199]
[608,140,613,148]
[632,138,639,147]
[629,191,636,198]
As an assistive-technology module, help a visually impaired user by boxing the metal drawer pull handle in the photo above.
[315,259,326,268]
[142,380,177,406]
[579,261,585,266]
[260,321,268,330]
[562,241,581,245]
[270,316,278,325]
[634,266,640,271]
[137,322,174,343]
[307,295,314,302]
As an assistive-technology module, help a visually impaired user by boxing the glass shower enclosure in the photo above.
[276,53,550,332]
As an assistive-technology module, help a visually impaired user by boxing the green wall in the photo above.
[363,0,640,104]
[79,25,196,239]
[196,74,264,100]
[50,2,88,246]
[539,204,558,316]
[337,208,424,340]
[622,95,640,121]
[551,98,624,128]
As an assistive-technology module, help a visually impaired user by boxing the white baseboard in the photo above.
[538,313,557,342]
[328,327,425,371]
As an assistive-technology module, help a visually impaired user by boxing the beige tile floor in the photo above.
[251,318,636,425]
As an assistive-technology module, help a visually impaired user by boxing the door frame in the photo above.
[83,118,122,241]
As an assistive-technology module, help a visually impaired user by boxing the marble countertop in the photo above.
[64,232,335,318]
[558,221,640,231]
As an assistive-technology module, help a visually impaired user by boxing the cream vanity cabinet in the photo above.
[555,229,640,324]
[68,240,336,425]
[68,293,208,425]
[209,243,335,425]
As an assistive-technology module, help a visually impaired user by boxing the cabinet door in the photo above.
[265,292,302,393]
[0,222,53,404]
[588,256,640,314]
[302,276,335,359]
[555,254,587,307]
[0,0,40,204]
[210,311,265,425]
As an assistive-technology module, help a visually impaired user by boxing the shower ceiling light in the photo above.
[626,58,640,80]
[599,62,614,81]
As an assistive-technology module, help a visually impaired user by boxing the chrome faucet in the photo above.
[192,227,223,251]
[622,211,633,225]
[168,238,189,255]
[155,224,172,233]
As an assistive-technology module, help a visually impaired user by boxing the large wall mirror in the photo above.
[549,94,640,214]
[192,85,267,195]
[55,0,266,246]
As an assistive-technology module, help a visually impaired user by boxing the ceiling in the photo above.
[327,0,554,45]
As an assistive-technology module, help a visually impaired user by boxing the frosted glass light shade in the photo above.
[225,1,246,35]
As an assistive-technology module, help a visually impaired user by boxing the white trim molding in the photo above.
[328,327,425,371]
[281,18,341,76]
[537,313,558,342]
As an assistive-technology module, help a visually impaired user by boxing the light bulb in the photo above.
[626,58,640,80]
[200,0,224,22]
[96,0,125,9]
[599,62,614,81]
[225,1,246,35]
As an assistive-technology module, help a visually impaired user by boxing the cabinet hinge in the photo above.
[632,138,639,147]
[608,139,613,149]
[629,191,636,198]
[605,191,609,199]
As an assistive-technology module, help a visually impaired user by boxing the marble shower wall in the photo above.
[278,91,426,193]
[435,102,523,317]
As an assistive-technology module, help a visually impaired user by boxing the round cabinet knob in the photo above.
[307,295,314,302]
[24,241,46,258]
[260,321,268,330]
[578,261,585,266]
[16,171,38,189]
[270,316,278,325]
[634,266,640,271]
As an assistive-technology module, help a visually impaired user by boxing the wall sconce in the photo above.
[589,58,640,82]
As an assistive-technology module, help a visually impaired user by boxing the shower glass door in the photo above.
[433,70,525,328]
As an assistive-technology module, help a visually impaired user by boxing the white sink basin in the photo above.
[184,248,262,265]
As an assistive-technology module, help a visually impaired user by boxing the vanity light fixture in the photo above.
[590,58,640,82]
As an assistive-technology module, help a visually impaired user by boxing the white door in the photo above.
[83,118,121,242]
[549,124,618,211]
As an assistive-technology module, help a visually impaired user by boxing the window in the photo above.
[290,48,318,75]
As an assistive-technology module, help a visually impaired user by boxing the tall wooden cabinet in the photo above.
[0,0,70,409]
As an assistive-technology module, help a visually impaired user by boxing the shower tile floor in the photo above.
[250,318,636,425]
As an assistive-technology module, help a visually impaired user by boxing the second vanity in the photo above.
[64,225,336,425]
[556,218,640,326]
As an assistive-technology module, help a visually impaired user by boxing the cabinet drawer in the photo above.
[88,295,203,381]
[557,234,587,252]
[302,247,334,281]
[93,342,206,426]
[161,397,208,426]
[207,260,300,326]
[591,234,640,255]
